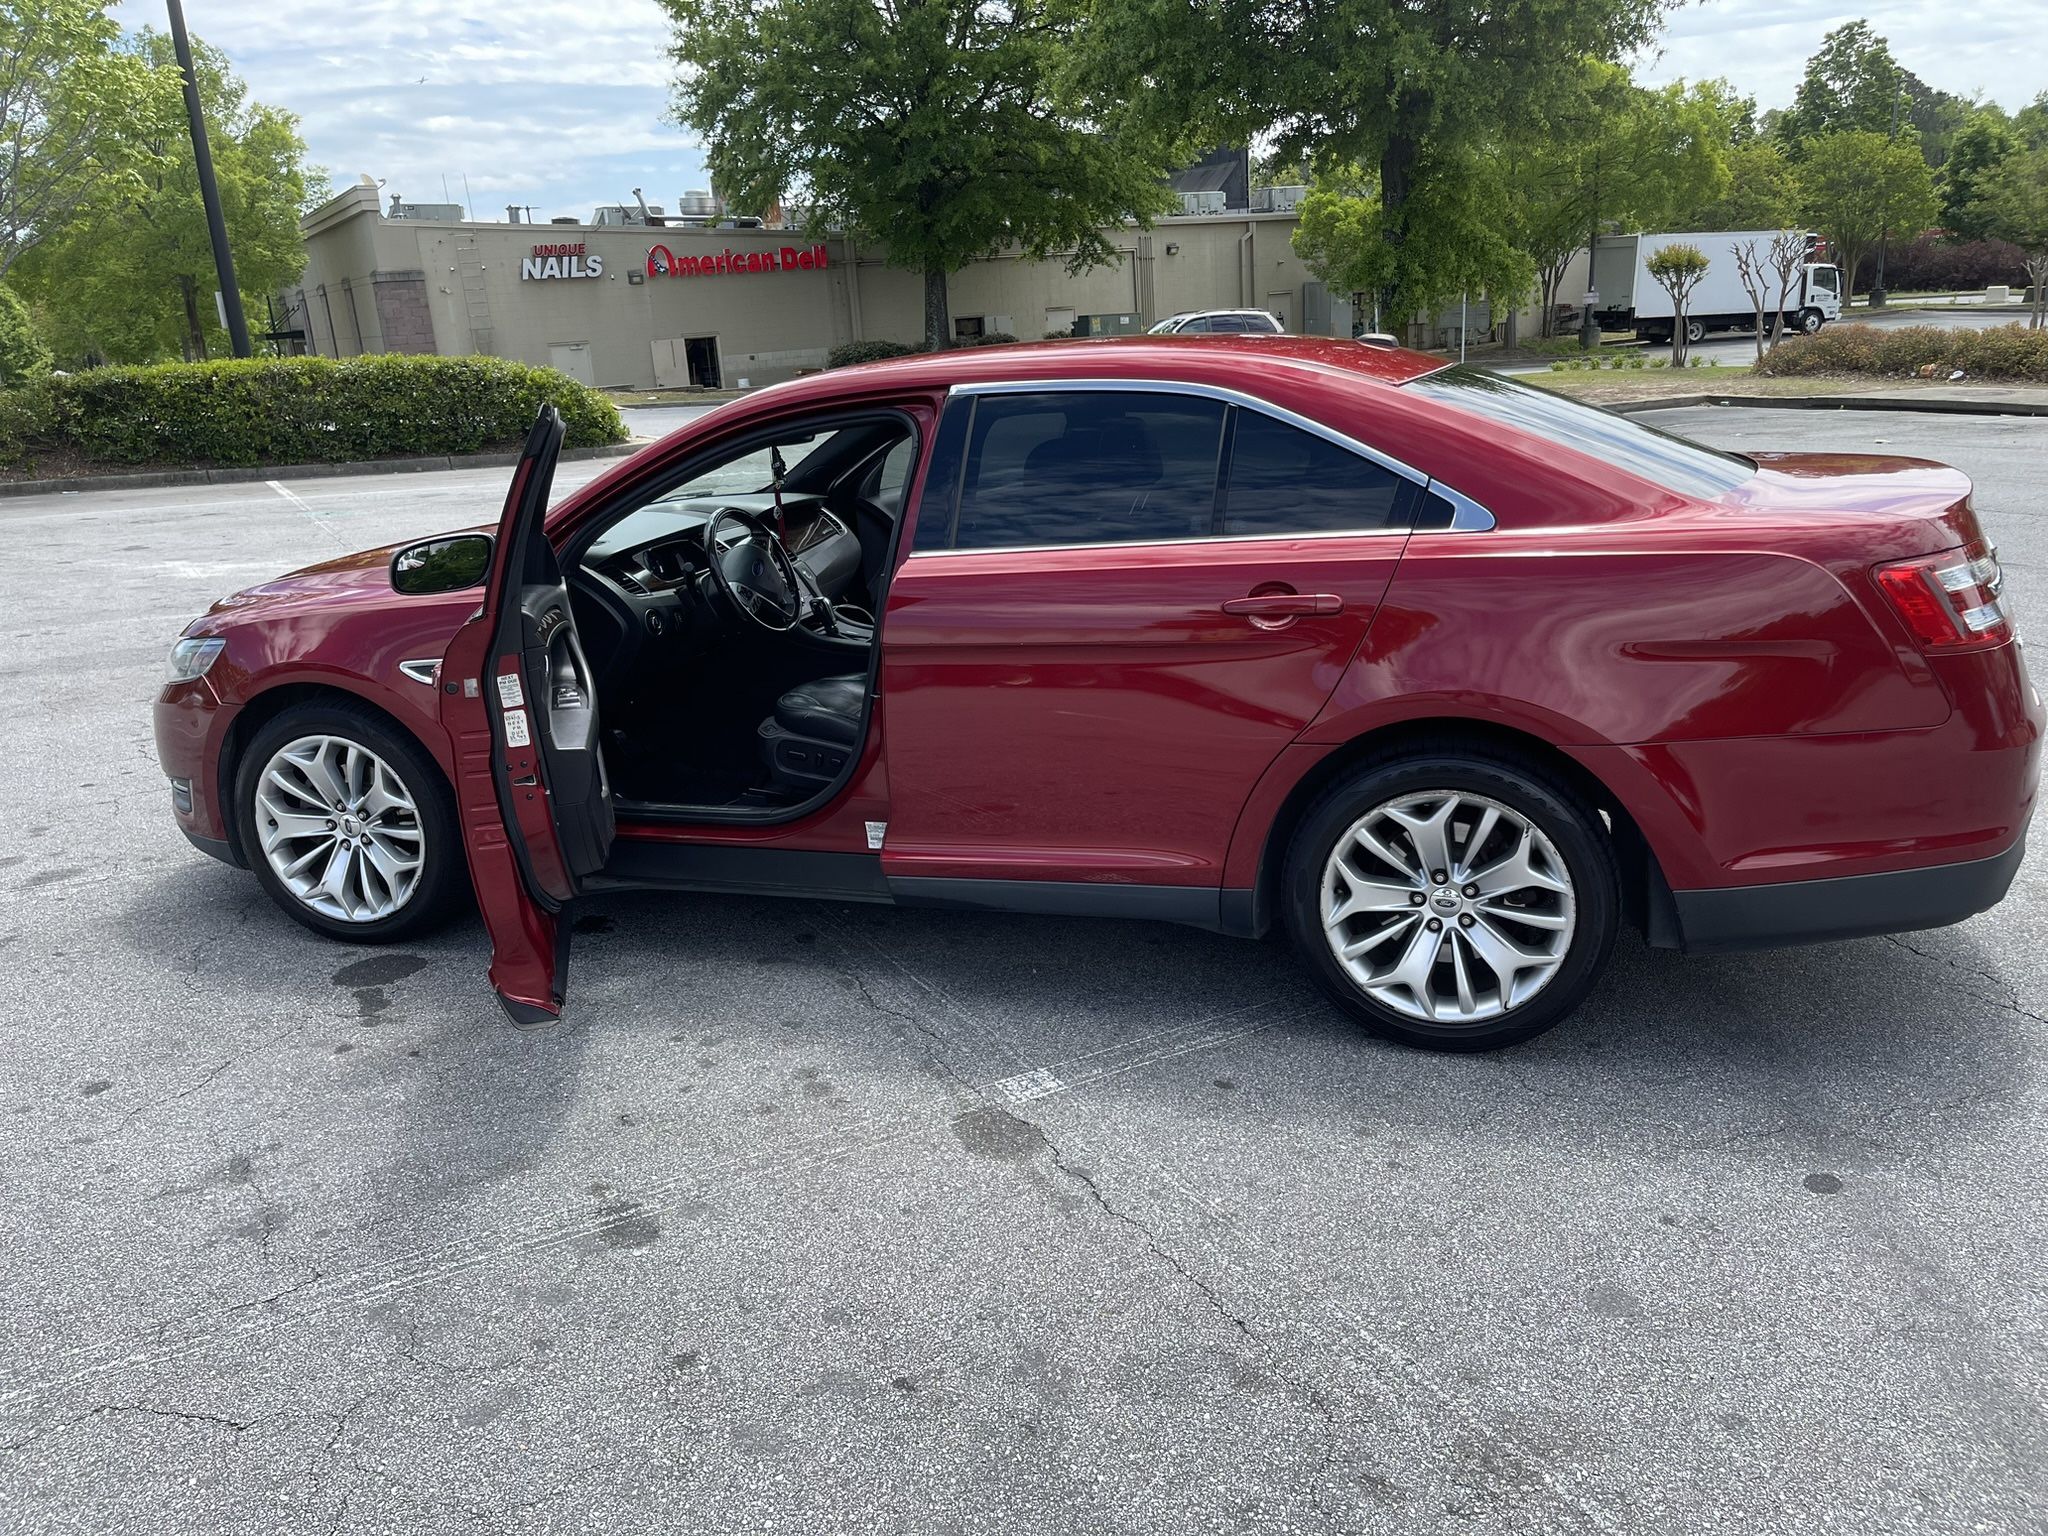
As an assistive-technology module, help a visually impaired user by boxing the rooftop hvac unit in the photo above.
[1177,190,1226,216]
[592,204,665,226]
[387,198,464,221]
[1265,183,1310,213]
[676,189,719,220]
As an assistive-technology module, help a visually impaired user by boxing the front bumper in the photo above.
[154,677,242,862]
[1668,834,2027,954]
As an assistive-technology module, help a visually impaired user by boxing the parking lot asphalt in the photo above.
[1,409,2043,1535]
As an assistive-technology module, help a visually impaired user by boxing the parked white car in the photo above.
[1147,309,1285,335]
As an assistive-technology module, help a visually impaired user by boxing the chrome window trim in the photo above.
[904,525,1409,559]
[1428,484,1496,532]
[937,377,1496,549]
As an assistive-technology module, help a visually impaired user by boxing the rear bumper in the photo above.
[1668,834,2027,954]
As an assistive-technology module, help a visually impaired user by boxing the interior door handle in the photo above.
[1221,593,1343,617]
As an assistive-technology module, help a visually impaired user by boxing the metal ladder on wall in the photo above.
[454,233,493,355]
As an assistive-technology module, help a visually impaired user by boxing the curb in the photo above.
[1615,393,2048,418]
[0,440,639,501]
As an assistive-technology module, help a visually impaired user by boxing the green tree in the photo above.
[1675,138,1800,230]
[15,31,311,363]
[1089,0,1667,325]
[0,0,181,278]
[661,0,1179,350]
[0,283,51,384]
[1777,22,1905,147]
[1293,149,1531,332]
[1942,115,2016,239]
[1976,149,2048,328]
[1502,65,1729,339]
[1644,241,1707,362]
[1799,130,1939,299]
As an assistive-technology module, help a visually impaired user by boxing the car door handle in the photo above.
[1221,593,1343,617]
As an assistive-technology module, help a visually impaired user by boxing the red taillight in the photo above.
[1874,541,2012,652]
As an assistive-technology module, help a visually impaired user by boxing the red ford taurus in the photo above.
[152,338,2041,1050]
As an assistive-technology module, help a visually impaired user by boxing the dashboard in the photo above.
[568,491,868,681]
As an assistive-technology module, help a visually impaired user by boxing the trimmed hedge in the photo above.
[1756,322,2048,382]
[826,339,921,369]
[825,332,1027,369]
[0,354,627,470]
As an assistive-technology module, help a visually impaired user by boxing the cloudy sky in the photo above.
[117,0,2041,223]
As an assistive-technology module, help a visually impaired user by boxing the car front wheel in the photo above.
[235,700,463,943]
[1284,750,1620,1051]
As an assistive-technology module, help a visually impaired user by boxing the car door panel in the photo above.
[441,406,614,1024]
[881,536,1399,885]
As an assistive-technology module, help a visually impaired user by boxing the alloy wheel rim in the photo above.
[1320,790,1576,1025]
[255,735,425,923]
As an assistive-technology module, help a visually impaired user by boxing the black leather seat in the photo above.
[758,674,865,794]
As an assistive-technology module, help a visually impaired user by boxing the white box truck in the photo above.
[1592,231,1841,345]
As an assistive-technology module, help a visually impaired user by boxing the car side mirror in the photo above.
[391,534,493,595]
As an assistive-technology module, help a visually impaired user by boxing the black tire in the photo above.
[234,698,465,944]
[1800,308,1824,334]
[1282,748,1620,1052]
[1684,317,1706,345]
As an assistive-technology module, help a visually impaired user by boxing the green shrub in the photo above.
[0,285,50,388]
[1757,322,2048,382]
[826,339,923,369]
[969,332,1020,347]
[0,354,626,470]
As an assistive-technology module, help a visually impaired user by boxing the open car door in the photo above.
[441,405,615,1025]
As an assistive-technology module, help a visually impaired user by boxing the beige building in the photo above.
[289,182,1363,391]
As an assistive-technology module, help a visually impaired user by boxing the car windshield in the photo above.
[1403,365,1754,499]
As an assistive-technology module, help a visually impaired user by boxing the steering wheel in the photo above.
[703,506,808,633]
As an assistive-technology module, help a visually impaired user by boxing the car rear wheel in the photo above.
[1283,750,1620,1051]
[235,700,463,943]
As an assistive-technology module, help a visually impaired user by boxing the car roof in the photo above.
[776,334,1444,397]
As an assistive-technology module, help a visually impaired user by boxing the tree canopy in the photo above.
[1090,0,1669,324]
[1798,129,1939,298]
[0,0,181,280]
[661,0,1181,349]
[14,30,311,364]
[1976,149,2048,327]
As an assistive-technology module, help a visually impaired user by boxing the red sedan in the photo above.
[152,338,2040,1051]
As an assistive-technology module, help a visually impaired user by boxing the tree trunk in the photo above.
[179,274,207,361]
[1753,306,1766,365]
[1376,88,1430,326]
[923,263,950,352]
[1671,304,1687,366]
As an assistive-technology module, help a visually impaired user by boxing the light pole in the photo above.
[165,0,251,357]
[1870,78,1905,311]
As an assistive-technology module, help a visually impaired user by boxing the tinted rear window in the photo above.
[1404,365,1753,499]
[1222,410,1407,535]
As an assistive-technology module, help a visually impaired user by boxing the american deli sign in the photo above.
[522,242,603,280]
[646,243,830,279]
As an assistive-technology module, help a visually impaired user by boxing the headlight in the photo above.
[167,636,226,683]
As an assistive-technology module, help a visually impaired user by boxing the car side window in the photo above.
[949,391,1227,550]
[1176,317,1210,334]
[1221,409,1409,536]
[1210,316,1249,333]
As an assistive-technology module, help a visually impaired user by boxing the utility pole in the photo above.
[165,0,251,357]
[1871,77,1903,310]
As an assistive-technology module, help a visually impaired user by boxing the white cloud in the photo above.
[112,0,702,218]
[1636,0,2042,113]
[115,0,2040,228]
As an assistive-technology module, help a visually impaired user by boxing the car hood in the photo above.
[198,531,484,628]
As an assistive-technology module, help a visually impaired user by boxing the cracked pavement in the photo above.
[1,411,2045,1534]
